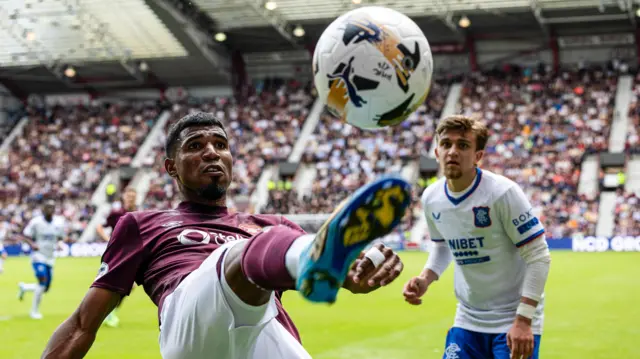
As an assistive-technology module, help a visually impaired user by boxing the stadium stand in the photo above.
[0,102,160,241]
[614,189,640,236]
[456,67,617,238]
[261,80,450,216]
[627,73,640,154]
[142,79,315,211]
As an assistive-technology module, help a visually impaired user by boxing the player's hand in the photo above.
[507,317,534,359]
[31,244,39,251]
[343,244,403,294]
[402,275,429,305]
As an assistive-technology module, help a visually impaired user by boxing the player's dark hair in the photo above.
[164,112,228,158]
[436,115,489,151]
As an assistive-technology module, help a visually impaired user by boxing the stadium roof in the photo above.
[0,0,187,67]
[0,0,232,95]
[1,0,638,95]
[207,0,639,51]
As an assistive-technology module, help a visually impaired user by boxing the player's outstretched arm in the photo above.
[41,288,121,359]
[95,224,110,243]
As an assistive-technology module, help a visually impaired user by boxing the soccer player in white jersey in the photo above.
[403,115,551,359]
[17,200,66,319]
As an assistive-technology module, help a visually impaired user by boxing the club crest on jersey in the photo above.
[473,207,491,228]
[162,221,184,228]
[95,262,109,281]
[238,223,262,235]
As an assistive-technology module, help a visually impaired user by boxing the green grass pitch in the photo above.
[0,251,638,358]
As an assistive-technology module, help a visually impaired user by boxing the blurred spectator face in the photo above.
[436,129,484,181]
[123,188,137,211]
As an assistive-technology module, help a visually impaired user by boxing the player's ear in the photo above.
[434,147,440,161]
[165,158,178,178]
[475,150,484,165]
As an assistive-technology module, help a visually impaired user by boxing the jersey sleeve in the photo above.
[496,185,546,248]
[281,216,306,234]
[103,211,120,230]
[91,213,146,296]
[421,191,445,243]
[22,218,36,238]
[425,215,445,243]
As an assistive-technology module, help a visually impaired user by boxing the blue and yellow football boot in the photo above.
[296,174,412,303]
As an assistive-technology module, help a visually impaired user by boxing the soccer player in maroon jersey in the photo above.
[95,187,138,243]
[41,112,412,359]
[95,187,138,328]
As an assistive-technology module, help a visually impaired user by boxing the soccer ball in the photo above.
[313,6,433,130]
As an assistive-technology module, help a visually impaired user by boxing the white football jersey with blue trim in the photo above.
[23,215,65,266]
[422,168,546,334]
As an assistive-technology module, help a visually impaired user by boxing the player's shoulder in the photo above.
[27,215,44,226]
[420,176,446,208]
[479,169,519,197]
[108,207,126,217]
[126,208,183,228]
[245,213,296,227]
[234,213,303,234]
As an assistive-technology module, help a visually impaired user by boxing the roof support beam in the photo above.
[626,0,637,29]
[541,14,628,24]
[152,0,232,83]
[243,0,302,49]
[530,0,550,37]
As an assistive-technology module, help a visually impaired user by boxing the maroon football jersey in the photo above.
[91,201,303,341]
[103,208,128,230]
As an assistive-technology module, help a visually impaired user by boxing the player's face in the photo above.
[43,204,55,218]
[123,191,137,211]
[435,130,484,180]
[165,125,233,202]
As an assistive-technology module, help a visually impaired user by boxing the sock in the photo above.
[32,285,45,313]
[0,258,4,272]
[241,225,305,291]
[285,234,314,280]
[22,283,38,292]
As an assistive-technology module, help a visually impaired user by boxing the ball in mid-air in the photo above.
[313,6,433,130]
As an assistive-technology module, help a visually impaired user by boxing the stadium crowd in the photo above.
[615,189,640,236]
[0,67,637,247]
[262,80,450,218]
[141,79,314,211]
[456,67,616,238]
[626,73,640,154]
[0,102,160,243]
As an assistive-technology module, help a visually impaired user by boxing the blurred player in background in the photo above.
[17,200,66,320]
[403,116,552,359]
[41,112,411,359]
[95,187,138,328]
[0,218,8,274]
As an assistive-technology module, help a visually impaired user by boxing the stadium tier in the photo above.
[0,102,161,242]
[456,68,616,239]
[141,80,315,211]
[1,69,636,244]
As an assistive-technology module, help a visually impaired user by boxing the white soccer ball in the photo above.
[313,6,433,130]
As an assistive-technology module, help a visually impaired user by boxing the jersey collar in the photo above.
[177,201,229,216]
[444,167,483,206]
